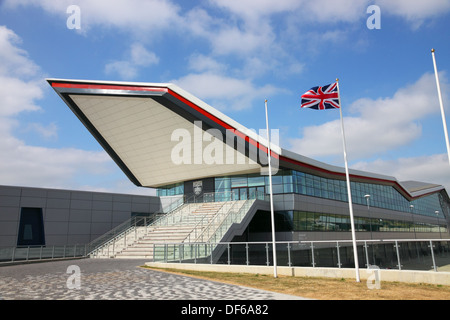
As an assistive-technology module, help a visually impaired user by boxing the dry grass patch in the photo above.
[143,266,450,300]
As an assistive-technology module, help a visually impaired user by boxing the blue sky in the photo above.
[0,0,450,195]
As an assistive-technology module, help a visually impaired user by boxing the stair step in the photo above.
[91,200,251,259]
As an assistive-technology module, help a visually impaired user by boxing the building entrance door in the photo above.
[232,187,265,200]
[17,207,45,246]
[232,187,248,200]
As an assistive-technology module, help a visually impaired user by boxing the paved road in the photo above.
[0,258,306,300]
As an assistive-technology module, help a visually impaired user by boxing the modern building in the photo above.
[1,78,449,267]
[0,185,161,247]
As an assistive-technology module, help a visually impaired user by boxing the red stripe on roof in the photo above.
[50,81,168,93]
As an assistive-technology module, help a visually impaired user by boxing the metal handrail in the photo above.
[185,200,236,243]
[152,238,450,272]
[202,198,257,243]
[185,190,265,243]
[87,191,251,257]
[0,244,87,264]
[87,194,188,256]
[192,199,249,243]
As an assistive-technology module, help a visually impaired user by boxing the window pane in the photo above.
[231,176,247,188]
[248,175,265,187]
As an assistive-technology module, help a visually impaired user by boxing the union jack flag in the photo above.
[301,82,340,110]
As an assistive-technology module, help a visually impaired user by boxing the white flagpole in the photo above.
[265,99,278,278]
[336,79,360,282]
[431,49,450,167]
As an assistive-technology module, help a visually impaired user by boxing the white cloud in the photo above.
[0,26,146,194]
[0,76,44,116]
[104,61,138,80]
[184,7,276,57]
[210,0,365,24]
[289,72,448,160]
[210,0,300,20]
[24,122,58,140]
[0,25,40,77]
[352,154,450,192]
[0,136,108,185]
[172,72,279,111]
[300,0,367,23]
[375,0,450,28]
[188,54,227,73]
[4,0,182,33]
[0,26,44,116]
[105,43,159,79]
[130,43,159,66]
[180,54,286,111]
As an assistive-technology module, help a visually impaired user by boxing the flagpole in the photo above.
[431,49,450,167]
[265,99,278,278]
[336,79,360,282]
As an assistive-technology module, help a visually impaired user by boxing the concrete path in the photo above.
[0,258,307,300]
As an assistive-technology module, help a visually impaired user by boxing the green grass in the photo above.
[143,266,450,300]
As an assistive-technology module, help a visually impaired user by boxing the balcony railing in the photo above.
[153,238,450,272]
[0,244,87,264]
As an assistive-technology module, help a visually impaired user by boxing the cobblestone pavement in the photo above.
[0,259,306,300]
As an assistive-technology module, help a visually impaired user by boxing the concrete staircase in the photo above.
[93,201,233,259]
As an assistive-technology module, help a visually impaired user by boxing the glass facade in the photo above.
[156,183,184,197]
[156,168,450,222]
[213,169,448,219]
[292,210,448,233]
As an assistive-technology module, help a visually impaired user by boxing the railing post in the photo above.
[394,241,402,270]
[26,246,30,261]
[112,237,116,257]
[164,244,168,263]
[145,217,147,234]
[227,243,231,265]
[173,244,176,261]
[364,241,370,268]
[429,240,437,272]
[246,243,250,266]
[194,244,197,264]
[336,241,342,268]
[311,242,315,268]
[265,243,270,266]
[210,243,213,264]
[287,242,292,267]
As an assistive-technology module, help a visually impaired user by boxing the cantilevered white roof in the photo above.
[49,78,445,200]
[48,79,280,188]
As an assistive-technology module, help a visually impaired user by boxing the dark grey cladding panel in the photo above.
[0,186,21,196]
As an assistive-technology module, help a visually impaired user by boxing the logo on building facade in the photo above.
[193,181,203,196]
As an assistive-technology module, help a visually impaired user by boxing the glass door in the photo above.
[239,188,248,200]
[232,188,240,200]
[231,187,249,200]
